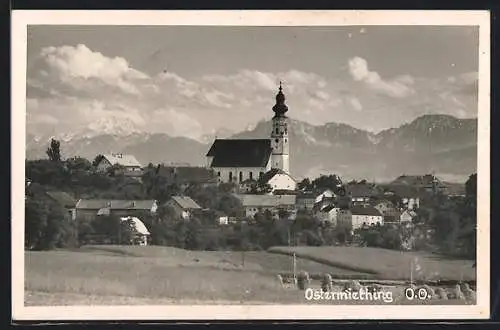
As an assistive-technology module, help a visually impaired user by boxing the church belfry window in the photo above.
[249,172,253,180]
[285,128,288,134]
[276,128,279,134]
[229,172,233,182]
[217,171,221,177]
[239,171,243,183]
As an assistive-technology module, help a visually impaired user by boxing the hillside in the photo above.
[26,114,477,182]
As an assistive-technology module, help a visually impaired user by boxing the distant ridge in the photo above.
[26,114,477,182]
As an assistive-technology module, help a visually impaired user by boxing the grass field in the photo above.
[24,245,476,306]
[267,246,476,281]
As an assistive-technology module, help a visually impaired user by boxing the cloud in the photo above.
[26,44,479,139]
[348,56,414,98]
[38,44,148,95]
[348,97,363,111]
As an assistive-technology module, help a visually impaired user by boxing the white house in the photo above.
[313,189,337,211]
[164,196,202,220]
[95,153,143,175]
[120,216,151,246]
[259,168,297,193]
[314,204,340,226]
[338,205,383,231]
[234,194,296,218]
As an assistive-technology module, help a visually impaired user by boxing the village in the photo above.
[25,84,473,256]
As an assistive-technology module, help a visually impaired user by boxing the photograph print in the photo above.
[13,10,490,320]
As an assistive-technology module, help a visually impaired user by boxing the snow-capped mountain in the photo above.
[25,114,478,182]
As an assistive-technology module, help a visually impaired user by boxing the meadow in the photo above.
[24,245,476,306]
[267,246,476,282]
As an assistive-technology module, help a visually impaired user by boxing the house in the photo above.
[156,165,218,188]
[313,189,337,211]
[75,199,158,222]
[95,153,143,176]
[372,200,400,223]
[314,204,340,226]
[218,215,229,225]
[234,194,296,218]
[346,183,377,204]
[120,216,151,246]
[258,168,297,193]
[337,205,383,230]
[164,196,202,220]
[45,191,78,221]
[383,185,421,210]
[400,210,417,223]
[296,192,316,211]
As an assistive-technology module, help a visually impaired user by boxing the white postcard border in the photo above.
[11,10,491,320]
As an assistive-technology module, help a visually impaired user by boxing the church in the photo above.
[206,83,296,191]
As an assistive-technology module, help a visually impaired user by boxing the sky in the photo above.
[26,25,479,141]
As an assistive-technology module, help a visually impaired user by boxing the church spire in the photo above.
[272,81,288,117]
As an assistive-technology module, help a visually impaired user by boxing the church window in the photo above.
[229,172,233,182]
[276,128,279,134]
[249,172,253,180]
[285,139,287,143]
[217,171,220,177]
[285,128,288,134]
[259,171,264,178]
[239,171,243,183]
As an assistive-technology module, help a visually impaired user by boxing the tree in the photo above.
[465,173,477,199]
[217,194,244,217]
[46,138,62,162]
[312,174,343,194]
[298,178,312,191]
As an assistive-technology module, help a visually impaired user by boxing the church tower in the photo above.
[270,82,290,174]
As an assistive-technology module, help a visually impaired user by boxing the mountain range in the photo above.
[26,114,478,183]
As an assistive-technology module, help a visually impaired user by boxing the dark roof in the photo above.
[157,166,217,184]
[45,191,77,208]
[76,199,156,210]
[384,185,421,198]
[350,205,382,216]
[169,196,202,210]
[206,139,272,167]
[346,183,377,197]
[322,205,336,212]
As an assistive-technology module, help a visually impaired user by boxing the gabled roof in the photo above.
[157,166,217,184]
[346,183,377,198]
[206,139,272,167]
[322,204,337,213]
[76,199,156,210]
[350,205,382,216]
[170,196,202,210]
[101,153,142,168]
[259,168,294,184]
[45,191,77,208]
[234,194,296,207]
[384,185,421,198]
